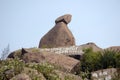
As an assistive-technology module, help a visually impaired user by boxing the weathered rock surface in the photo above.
[10,73,31,80]
[106,46,120,52]
[55,14,72,24]
[54,70,82,80]
[22,51,80,73]
[79,42,103,52]
[39,14,75,48]
[22,67,46,80]
[91,68,120,80]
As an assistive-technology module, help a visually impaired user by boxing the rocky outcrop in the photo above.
[106,46,120,52]
[10,73,31,80]
[8,48,80,73]
[22,67,46,80]
[22,51,80,73]
[79,42,102,52]
[39,14,75,48]
[91,68,120,80]
[8,43,102,61]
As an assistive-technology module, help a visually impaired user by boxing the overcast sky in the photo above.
[0,0,120,56]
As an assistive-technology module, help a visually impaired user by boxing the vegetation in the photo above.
[81,48,102,72]
[0,58,25,80]
[26,63,61,80]
[0,46,120,80]
[0,44,10,60]
[0,58,78,80]
[80,48,120,79]
[101,50,116,68]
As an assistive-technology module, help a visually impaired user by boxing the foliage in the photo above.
[80,48,120,79]
[79,71,90,80]
[13,49,22,58]
[0,47,120,80]
[101,50,116,68]
[81,48,102,72]
[64,75,75,80]
[27,63,61,80]
[0,58,25,80]
[115,53,120,68]
[30,48,40,53]
[0,58,61,80]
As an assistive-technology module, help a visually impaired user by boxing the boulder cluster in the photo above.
[2,14,120,80]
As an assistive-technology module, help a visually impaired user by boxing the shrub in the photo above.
[0,58,25,80]
[81,48,102,72]
[115,53,120,68]
[80,48,120,79]
[100,50,116,69]
[27,63,61,80]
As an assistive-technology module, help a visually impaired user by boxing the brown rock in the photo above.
[79,42,103,52]
[22,51,80,73]
[39,14,75,48]
[54,70,82,80]
[7,49,22,58]
[91,68,118,80]
[106,46,120,52]
[55,14,72,24]
[39,20,75,48]
[7,48,40,59]
[10,73,31,80]
[4,69,15,79]
[22,67,46,80]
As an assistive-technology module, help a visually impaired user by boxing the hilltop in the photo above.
[0,14,120,80]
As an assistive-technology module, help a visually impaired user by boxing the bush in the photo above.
[27,63,61,80]
[80,48,120,79]
[81,48,120,72]
[81,48,102,72]
[115,53,120,68]
[101,50,116,69]
[0,58,25,80]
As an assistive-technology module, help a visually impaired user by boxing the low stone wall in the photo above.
[39,46,84,56]
[91,68,118,80]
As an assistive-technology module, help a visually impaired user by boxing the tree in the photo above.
[0,44,10,60]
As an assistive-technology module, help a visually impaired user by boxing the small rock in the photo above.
[55,14,72,24]
[10,73,31,80]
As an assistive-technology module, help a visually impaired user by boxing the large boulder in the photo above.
[22,51,80,73]
[91,68,119,80]
[39,14,75,48]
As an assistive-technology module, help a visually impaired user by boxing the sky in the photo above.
[0,0,120,56]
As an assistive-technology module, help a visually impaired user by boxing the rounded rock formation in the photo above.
[39,14,75,48]
[55,14,72,24]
